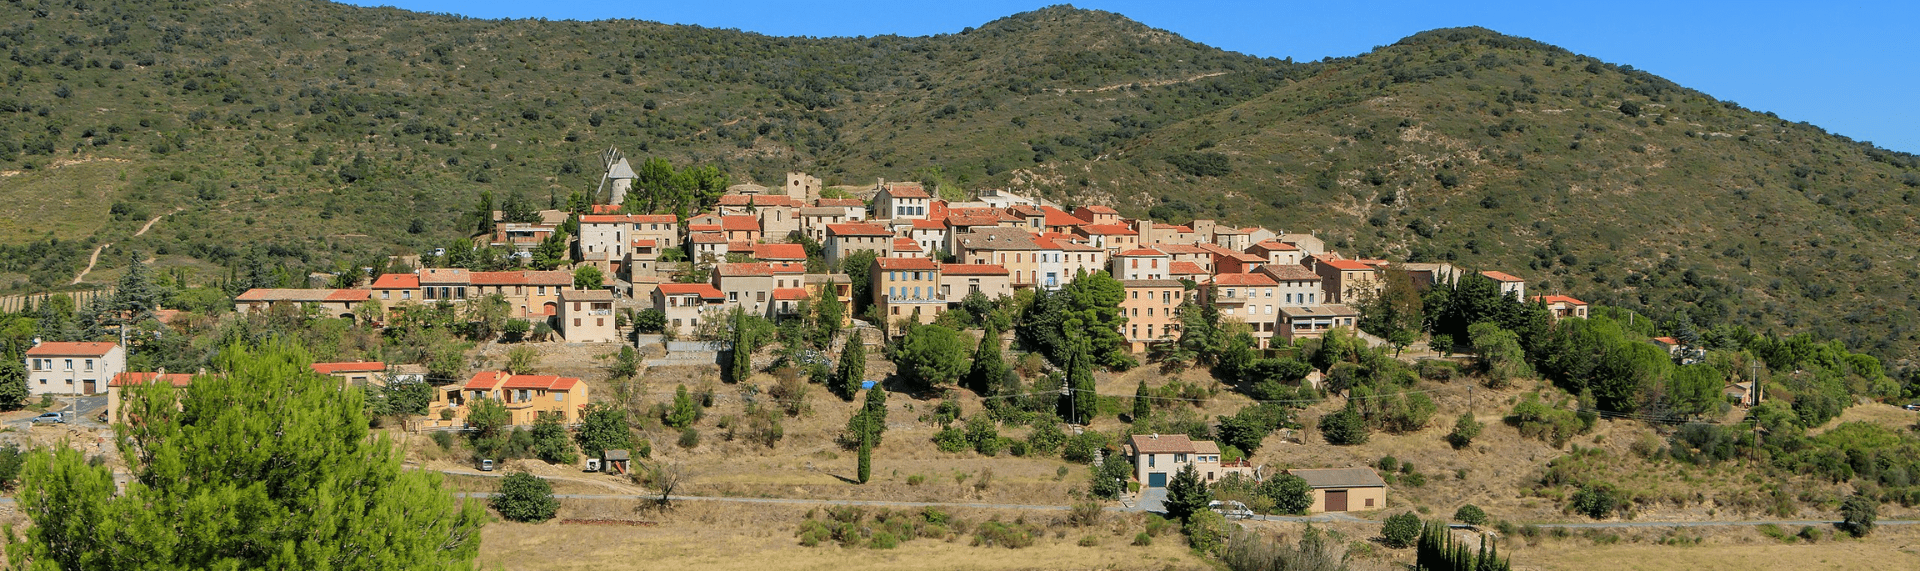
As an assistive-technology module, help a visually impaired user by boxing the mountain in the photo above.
[0,2,1915,366]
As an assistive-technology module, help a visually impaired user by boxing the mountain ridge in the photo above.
[0,1,1915,367]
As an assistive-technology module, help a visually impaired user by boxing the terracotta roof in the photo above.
[1321,259,1376,272]
[1481,270,1525,282]
[892,238,923,252]
[1156,244,1208,255]
[500,374,580,390]
[1079,205,1119,214]
[329,289,372,301]
[687,223,722,233]
[945,214,1002,227]
[372,273,419,289]
[815,198,864,207]
[235,289,369,303]
[719,262,806,276]
[718,195,799,207]
[110,371,195,387]
[1169,262,1209,275]
[1258,264,1322,281]
[1129,433,1200,454]
[876,257,940,270]
[720,216,761,231]
[827,223,892,237]
[911,219,947,230]
[1252,240,1299,251]
[1289,468,1387,489]
[1008,205,1045,217]
[559,289,615,301]
[1041,206,1085,227]
[590,204,622,214]
[581,214,677,224]
[632,239,658,248]
[957,228,1040,250]
[420,268,470,283]
[311,361,385,374]
[657,283,725,298]
[690,233,728,244]
[548,377,580,390]
[1154,224,1194,232]
[27,341,118,357]
[464,371,511,390]
[470,271,572,286]
[1122,279,1185,288]
[1079,224,1137,236]
[1118,248,1168,257]
[940,264,1008,276]
[1278,304,1358,319]
[772,288,809,301]
[883,183,930,199]
[1531,295,1588,305]
[1212,273,1279,286]
[727,241,757,252]
[753,243,807,260]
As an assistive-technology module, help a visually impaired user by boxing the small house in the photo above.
[1125,433,1255,488]
[1288,468,1387,513]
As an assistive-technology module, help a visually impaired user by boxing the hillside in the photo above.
[0,2,1916,365]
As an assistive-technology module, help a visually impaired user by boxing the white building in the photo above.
[25,341,125,396]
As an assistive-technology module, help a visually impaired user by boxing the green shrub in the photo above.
[1376,456,1399,473]
[1133,532,1152,546]
[429,431,455,450]
[491,472,559,523]
[1447,412,1483,449]
[868,531,900,549]
[972,520,1036,548]
[1077,535,1100,547]
[1453,504,1488,526]
[678,427,701,449]
[1569,483,1620,519]
[1144,514,1174,537]
[1319,406,1369,445]
[1840,494,1877,537]
[1183,510,1228,554]
[1381,512,1422,548]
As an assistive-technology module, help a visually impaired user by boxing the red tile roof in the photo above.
[464,371,511,390]
[372,273,419,289]
[632,239,658,247]
[718,195,800,207]
[884,183,930,199]
[945,215,1002,227]
[326,289,373,302]
[1079,224,1138,236]
[1008,205,1045,217]
[1169,261,1209,275]
[581,214,677,224]
[1532,295,1588,305]
[110,372,195,387]
[927,200,948,222]
[815,198,865,208]
[753,243,807,260]
[1118,248,1168,257]
[311,361,385,374]
[1129,433,1201,454]
[1157,244,1208,255]
[911,219,947,230]
[1481,270,1525,282]
[28,342,117,358]
[940,264,1009,276]
[893,238,923,252]
[591,204,622,214]
[1258,264,1322,281]
[501,374,571,390]
[1041,206,1085,227]
[720,216,761,231]
[718,262,806,276]
[826,223,892,237]
[470,271,572,286]
[656,280,721,296]
[875,257,939,270]
[1652,336,1679,345]
[1322,259,1376,272]
[1252,240,1299,251]
[1211,273,1279,286]
[772,288,810,301]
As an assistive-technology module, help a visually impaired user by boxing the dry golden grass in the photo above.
[1811,403,1917,435]
[477,500,1211,571]
[1509,524,1920,571]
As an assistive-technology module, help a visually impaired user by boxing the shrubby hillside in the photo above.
[0,1,1916,368]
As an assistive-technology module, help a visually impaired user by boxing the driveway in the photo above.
[1133,487,1166,514]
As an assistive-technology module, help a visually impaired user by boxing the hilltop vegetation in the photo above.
[0,1,1917,369]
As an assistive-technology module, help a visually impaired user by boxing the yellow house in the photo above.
[439,371,590,426]
[1290,468,1388,513]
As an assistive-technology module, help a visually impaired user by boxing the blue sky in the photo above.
[341,0,1920,153]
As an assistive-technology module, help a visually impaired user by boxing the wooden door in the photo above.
[1325,490,1348,512]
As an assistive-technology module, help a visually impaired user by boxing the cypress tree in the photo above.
[1132,380,1151,421]
[856,438,872,484]
[967,324,1005,396]
[833,338,866,400]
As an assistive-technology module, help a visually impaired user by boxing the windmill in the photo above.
[595,147,637,207]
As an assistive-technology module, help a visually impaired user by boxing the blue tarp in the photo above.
[861,380,877,390]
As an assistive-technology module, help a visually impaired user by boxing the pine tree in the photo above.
[113,250,161,327]
[1132,380,1151,421]
[1162,464,1212,521]
[0,358,27,410]
[13,342,486,568]
[966,324,1005,396]
[667,384,698,429]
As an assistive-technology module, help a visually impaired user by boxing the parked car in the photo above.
[1903,403,1920,411]
[477,459,495,472]
[1209,500,1253,520]
[30,412,67,424]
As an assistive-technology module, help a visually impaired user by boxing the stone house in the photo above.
[1277,305,1359,343]
[939,264,1013,303]
[1480,270,1526,300]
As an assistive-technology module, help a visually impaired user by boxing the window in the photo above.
[455,287,466,299]
[85,359,93,372]
[1175,454,1187,463]
[538,286,546,295]
[555,393,564,402]
[403,291,411,300]
[65,359,73,371]
[597,318,604,326]
[1148,455,1155,468]
[573,318,581,326]
[1365,498,1375,507]
[381,291,390,300]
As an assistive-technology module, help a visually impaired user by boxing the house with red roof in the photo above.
[441,371,590,426]
[653,283,726,335]
[1248,240,1304,266]
[751,243,807,263]
[720,215,762,243]
[1074,224,1140,251]
[876,181,932,220]
[908,218,949,256]
[1112,248,1171,281]
[1480,271,1526,300]
[26,341,124,396]
[311,361,387,389]
[715,262,808,317]
[941,264,1013,302]
[873,257,945,329]
[1073,205,1121,226]
[1207,273,1283,347]
[371,273,420,314]
[825,223,894,266]
[1041,206,1087,234]
[1532,295,1590,322]
[106,371,196,423]
[1311,257,1382,305]
[893,237,927,259]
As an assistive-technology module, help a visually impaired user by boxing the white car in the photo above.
[29,412,67,424]
[1209,500,1254,520]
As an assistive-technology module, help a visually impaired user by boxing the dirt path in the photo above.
[70,209,177,285]
[1054,71,1230,94]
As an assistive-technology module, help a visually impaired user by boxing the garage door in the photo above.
[1325,490,1348,512]
[1147,472,1168,488]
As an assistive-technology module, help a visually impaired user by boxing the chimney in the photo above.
[1150,433,1158,440]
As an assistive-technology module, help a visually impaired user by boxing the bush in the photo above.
[491,472,559,522]
[1183,510,1228,554]
[429,431,455,450]
[932,427,970,452]
[1320,406,1369,445]
[1454,504,1488,526]
[868,531,900,549]
[1447,413,1483,449]
[1133,532,1152,546]
[678,427,701,449]
[1061,430,1110,463]
[972,520,1036,548]
[1381,512,1422,548]
[1840,494,1877,537]
[1570,483,1620,520]
[1259,474,1313,515]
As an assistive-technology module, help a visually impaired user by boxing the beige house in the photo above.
[1312,258,1381,305]
[1207,273,1281,347]
[370,273,420,316]
[715,262,808,317]
[470,271,574,319]
[437,371,590,426]
[25,342,125,396]
[825,223,894,266]
[1290,468,1387,513]
[939,264,1012,302]
[106,371,194,423]
[804,274,855,326]
[310,361,387,389]
[234,289,372,318]
[1121,280,1184,352]
[1074,224,1140,252]
[1255,264,1325,307]
[1247,240,1303,266]
[558,289,618,343]
[1533,295,1590,322]
[1126,433,1255,487]
[876,182,932,220]
[1073,205,1121,226]
[874,257,945,328]
[1277,304,1359,343]
[956,227,1043,288]
[579,214,681,260]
